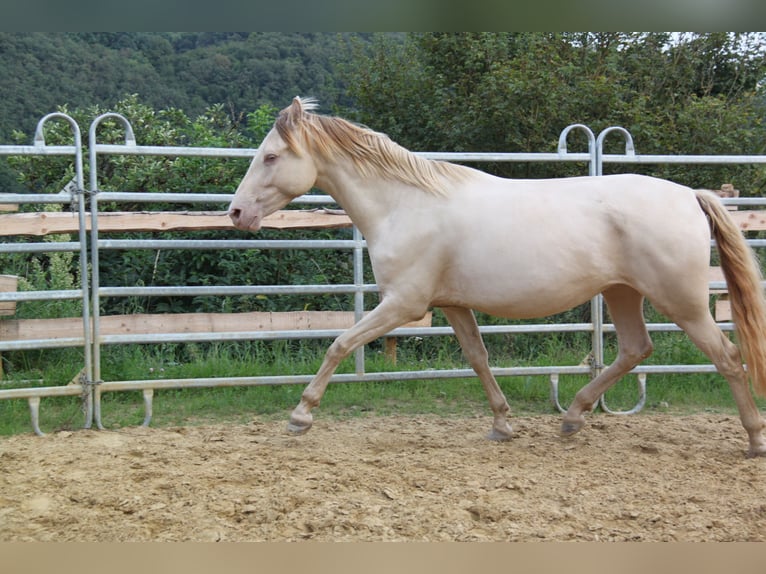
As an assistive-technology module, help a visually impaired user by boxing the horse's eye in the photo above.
[264,153,278,164]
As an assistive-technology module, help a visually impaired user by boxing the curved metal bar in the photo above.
[544,110,610,414]
[591,125,637,378]
[28,397,44,436]
[142,389,154,427]
[32,113,94,431]
[33,112,81,149]
[559,125,604,374]
[88,112,137,153]
[595,126,636,176]
[549,373,600,414]
[88,113,138,428]
[599,373,647,415]
[557,124,596,176]
[549,373,569,414]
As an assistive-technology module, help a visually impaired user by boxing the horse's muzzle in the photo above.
[228,207,260,232]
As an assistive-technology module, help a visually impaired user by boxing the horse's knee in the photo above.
[325,337,353,364]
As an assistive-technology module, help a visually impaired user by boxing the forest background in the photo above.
[2,32,766,188]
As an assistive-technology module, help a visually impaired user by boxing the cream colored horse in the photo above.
[229,97,766,457]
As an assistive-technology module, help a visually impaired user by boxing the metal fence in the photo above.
[2,113,766,435]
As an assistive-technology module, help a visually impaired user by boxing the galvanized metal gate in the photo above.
[2,112,766,434]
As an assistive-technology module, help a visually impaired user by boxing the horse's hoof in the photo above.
[560,417,585,437]
[286,421,312,435]
[287,412,313,435]
[486,422,513,441]
[746,446,766,458]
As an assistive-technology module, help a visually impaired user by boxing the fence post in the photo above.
[88,113,137,429]
[353,225,366,375]
[557,124,606,383]
[35,113,93,430]
[595,127,643,414]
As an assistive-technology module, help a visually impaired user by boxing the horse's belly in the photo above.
[433,257,608,319]
[438,280,601,318]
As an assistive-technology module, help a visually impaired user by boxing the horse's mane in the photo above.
[275,99,468,195]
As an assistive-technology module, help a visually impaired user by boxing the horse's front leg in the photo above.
[288,298,425,435]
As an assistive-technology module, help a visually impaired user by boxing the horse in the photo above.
[229,97,766,457]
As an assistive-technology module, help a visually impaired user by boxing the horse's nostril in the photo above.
[228,208,241,222]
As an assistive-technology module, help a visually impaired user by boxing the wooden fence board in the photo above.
[0,209,352,236]
[0,310,432,342]
[729,210,766,231]
[4,208,764,237]
[0,275,18,316]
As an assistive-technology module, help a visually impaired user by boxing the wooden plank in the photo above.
[715,299,732,322]
[0,310,432,341]
[3,205,765,237]
[0,209,352,236]
[708,266,730,321]
[0,203,18,212]
[728,210,766,231]
[708,266,727,294]
[1,316,81,341]
[0,275,18,316]
[4,207,764,237]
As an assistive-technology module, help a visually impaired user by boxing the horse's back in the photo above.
[428,173,712,317]
[452,172,707,261]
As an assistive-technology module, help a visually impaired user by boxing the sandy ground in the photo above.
[1,412,766,542]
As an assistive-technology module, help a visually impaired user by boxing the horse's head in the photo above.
[228,97,318,232]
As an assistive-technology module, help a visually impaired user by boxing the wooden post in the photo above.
[0,275,19,381]
[0,275,18,317]
[384,337,398,364]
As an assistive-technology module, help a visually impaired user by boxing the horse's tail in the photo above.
[696,189,766,396]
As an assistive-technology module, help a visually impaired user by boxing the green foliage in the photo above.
[0,32,351,195]
[0,32,354,143]
[343,33,766,191]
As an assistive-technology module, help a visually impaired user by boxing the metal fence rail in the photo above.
[1,113,765,435]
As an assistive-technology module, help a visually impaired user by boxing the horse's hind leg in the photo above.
[442,306,513,440]
[561,285,653,435]
[675,314,766,457]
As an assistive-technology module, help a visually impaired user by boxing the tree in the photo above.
[0,32,358,143]
[342,33,766,192]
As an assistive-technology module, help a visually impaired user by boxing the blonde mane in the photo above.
[275,101,468,195]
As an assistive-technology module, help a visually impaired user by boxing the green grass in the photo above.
[1,331,763,436]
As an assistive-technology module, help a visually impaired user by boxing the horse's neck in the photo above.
[315,164,413,238]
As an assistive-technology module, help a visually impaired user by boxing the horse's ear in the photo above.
[285,97,304,124]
